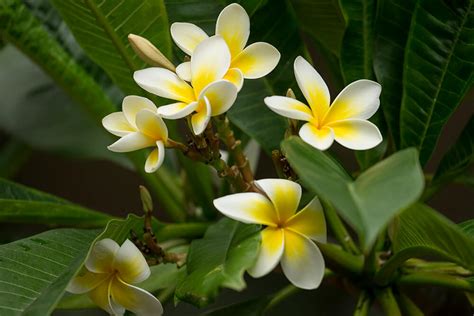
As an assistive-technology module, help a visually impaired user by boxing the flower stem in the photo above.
[155,222,210,241]
[317,242,364,276]
[375,287,401,316]
[397,272,474,292]
[353,291,372,316]
[394,291,423,316]
[265,285,300,311]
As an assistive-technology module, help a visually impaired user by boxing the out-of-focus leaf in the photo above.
[0,178,113,227]
[400,0,474,165]
[282,137,424,250]
[0,140,30,178]
[459,219,474,238]
[175,218,260,307]
[204,296,271,316]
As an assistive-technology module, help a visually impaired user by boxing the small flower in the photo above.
[213,179,327,289]
[67,239,163,316]
[265,56,383,150]
[102,96,168,173]
[170,3,281,90]
[133,36,238,135]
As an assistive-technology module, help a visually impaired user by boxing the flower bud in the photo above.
[128,34,175,71]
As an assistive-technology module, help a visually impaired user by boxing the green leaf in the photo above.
[50,0,171,96]
[282,137,424,249]
[175,218,260,307]
[0,228,98,315]
[0,140,30,178]
[400,0,474,165]
[373,0,416,147]
[0,177,114,227]
[459,219,474,238]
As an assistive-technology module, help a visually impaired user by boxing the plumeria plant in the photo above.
[0,1,473,315]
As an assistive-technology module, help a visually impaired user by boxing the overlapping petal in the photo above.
[67,269,109,294]
[216,3,250,58]
[170,22,208,56]
[328,119,383,150]
[247,227,284,278]
[223,68,244,91]
[299,123,334,151]
[88,277,120,315]
[286,197,327,243]
[157,101,197,119]
[191,96,211,135]
[264,96,313,121]
[114,239,151,284]
[111,277,163,316]
[231,42,280,79]
[176,61,192,82]
[85,239,119,273]
[107,132,155,153]
[122,96,157,129]
[200,80,238,116]
[135,109,168,141]
[145,141,165,173]
[102,112,135,137]
[255,179,301,223]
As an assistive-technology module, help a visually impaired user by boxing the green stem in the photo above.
[157,286,175,303]
[397,272,474,292]
[317,242,364,276]
[353,291,372,316]
[265,285,300,311]
[375,288,401,316]
[155,222,210,241]
[320,198,360,255]
[395,291,423,316]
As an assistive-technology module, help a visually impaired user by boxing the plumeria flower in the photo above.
[213,179,326,289]
[265,56,382,150]
[102,96,168,173]
[67,239,163,316]
[134,36,238,135]
[170,3,280,90]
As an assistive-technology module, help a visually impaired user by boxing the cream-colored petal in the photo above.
[67,269,109,294]
[88,277,124,315]
[254,179,301,223]
[157,101,197,119]
[281,230,325,289]
[191,36,231,96]
[133,68,195,103]
[102,112,135,137]
[294,56,330,124]
[176,61,191,82]
[213,192,278,226]
[264,96,313,121]
[328,119,383,150]
[286,197,326,243]
[323,79,381,124]
[114,239,151,284]
[216,3,250,58]
[107,132,155,153]
[191,96,211,135]
[122,96,157,129]
[144,141,165,173]
[247,227,284,278]
[223,68,244,91]
[299,123,334,151]
[85,238,119,274]
[170,22,208,56]
[231,42,280,79]
[111,277,163,316]
[135,109,168,141]
[199,80,238,116]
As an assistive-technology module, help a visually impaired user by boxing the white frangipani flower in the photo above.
[213,179,327,289]
[102,96,168,173]
[265,56,383,151]
[67,239,163,316]
[133,36,238,135]
[170,3,280,90]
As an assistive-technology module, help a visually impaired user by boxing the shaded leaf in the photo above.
[459,219,474,238]
[204,296,271,316]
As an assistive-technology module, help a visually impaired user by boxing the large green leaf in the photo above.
[282,137,424,249]
[400,0,474,165]
[175,218,260,307]
[0,178,113,227]
[459,219,474,238]
[0,228,98,315]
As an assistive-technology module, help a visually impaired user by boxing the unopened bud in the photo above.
[139,185,153,214]
[128,34,175,71]
[286,88,296,99]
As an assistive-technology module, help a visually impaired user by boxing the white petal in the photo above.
[122,96,157,129]
[135,109,168,141]
[281,230,325,289]
[216,3,250,58]
[67,269,109,294]
[199,80,238,116]
[144,141,165,173]
[232,42,280,79]
[157,101,198,119]
[102,112,135,137]
[264,96,313,121]
[248,227,284,278]
[294,56,330,123]
[223,68,244,91]
[176,61,191,82]
[255,179,302,223]
[213,192,278,226]
[89,278,124,315]
[286,197,327,243]
[323,79,381,124]
[133,68,195,103]
[107,132,155,153]
[191,36,231,96]
[170,22,208,56]
[328,119,383,150]
[114,239,151,284]
[86,239,119,273]
[111,277,163,316]
[191,96,211,135]
[299,123,334,151]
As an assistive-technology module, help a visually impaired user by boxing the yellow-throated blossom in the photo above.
[170,3,280,90]
[134,36,238,135]
[213,179,327,289]
[67,239,163,316]
[265,56,382,150]
[102,96,168,173]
